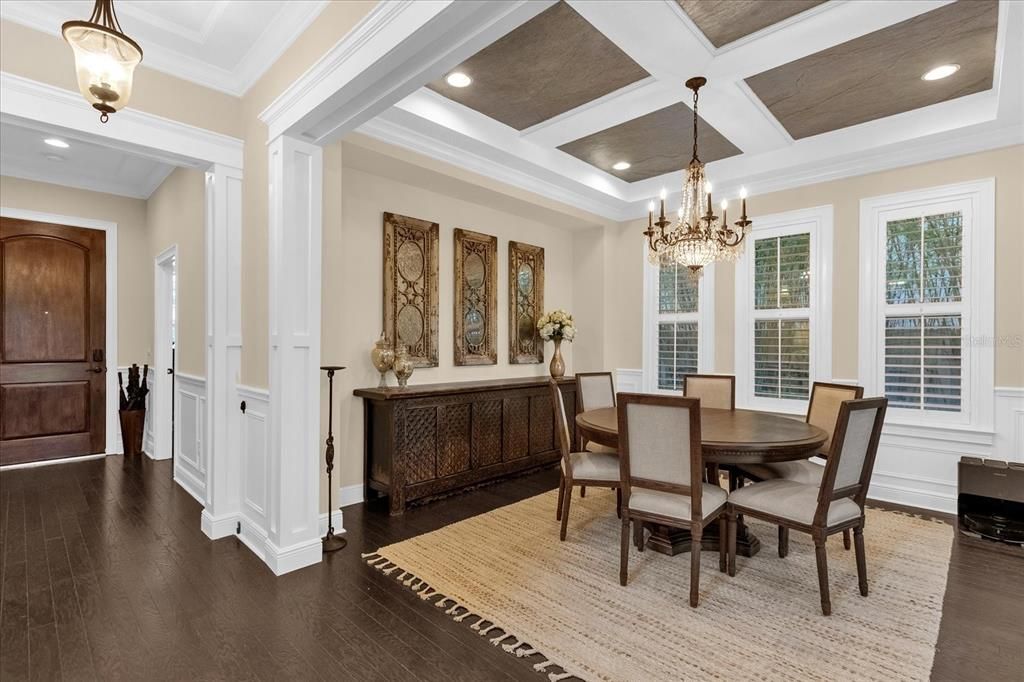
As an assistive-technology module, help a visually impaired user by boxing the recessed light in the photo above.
[612,161,631,171]
[921,64,960,81]
[44,137,70,149]
[446,72,472,88]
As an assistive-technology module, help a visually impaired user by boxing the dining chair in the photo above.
[549,380,620,541]
[737,381,865,553]
[682,374,735,410]
[617,393,728,607]
[726,397,888,615]
[575,373,618,490]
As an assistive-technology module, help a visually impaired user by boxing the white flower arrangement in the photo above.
[537,309,576,342]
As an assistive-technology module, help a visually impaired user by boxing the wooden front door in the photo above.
[1,218,106,465]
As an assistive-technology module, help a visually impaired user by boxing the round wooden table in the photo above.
[575,406,828,557]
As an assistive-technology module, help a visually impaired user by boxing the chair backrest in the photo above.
[816,397,888,523]
[577,372,615,412]
[616,393,703,517]
[548,380,573,467]
[807,381,864,454]
[683,374,735,410]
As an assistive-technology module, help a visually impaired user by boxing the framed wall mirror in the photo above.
[453,229,498,365]
[383,212,439,367]
[509,241,544,364]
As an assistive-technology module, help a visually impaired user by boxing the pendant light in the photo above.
[62,0,143,123]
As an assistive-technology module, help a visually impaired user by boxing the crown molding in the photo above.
[0,1,328,97]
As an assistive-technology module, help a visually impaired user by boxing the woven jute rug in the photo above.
[363,488,952,681]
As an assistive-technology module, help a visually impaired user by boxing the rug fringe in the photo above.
[363,550,576,680]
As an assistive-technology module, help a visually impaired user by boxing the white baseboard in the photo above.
[0,453,107,471]
[319,509,345,536]
[339,483,364,508]
[868,471,957,515]
[174,467,206,506]
[201,509,238,540]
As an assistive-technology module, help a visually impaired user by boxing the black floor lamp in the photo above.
[320,365,346,552]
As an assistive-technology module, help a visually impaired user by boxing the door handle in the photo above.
[85,366,104,373]
[166,368,174,375]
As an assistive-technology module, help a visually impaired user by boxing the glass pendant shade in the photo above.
[62,1,142,123]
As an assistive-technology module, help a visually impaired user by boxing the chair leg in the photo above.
[559,484,572,541]
[615,487,622,519]
[853,524,868,597]
[813,536,831,616]
[778,526,789,558]
[718,515,727,573]
[689,525,702,608]
[727,511,737,577]
[580,486,586,498]
[843,528,852,550]
[555,475,566,521]
[634,520,645,552]
[619,514,630,586]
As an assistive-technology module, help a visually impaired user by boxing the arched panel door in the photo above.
[1,218,106,465]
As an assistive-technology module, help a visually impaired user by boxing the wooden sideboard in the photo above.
[354,377,576,515]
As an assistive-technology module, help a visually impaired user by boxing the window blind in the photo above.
[656,263,699,390]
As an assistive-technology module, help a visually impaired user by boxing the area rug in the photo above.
[363,489,952,681]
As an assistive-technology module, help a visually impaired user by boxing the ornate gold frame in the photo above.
[508,241,545,364]
[453,229,498,366]
[383,212,439,368]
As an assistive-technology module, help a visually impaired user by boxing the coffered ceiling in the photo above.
[0,1,328,95]
[359,0,1022,221]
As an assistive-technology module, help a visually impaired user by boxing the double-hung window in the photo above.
[735,206,832,412]
[643,258,714,393]
[859,180,994,429]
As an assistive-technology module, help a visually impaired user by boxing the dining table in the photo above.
[575,406,828,557]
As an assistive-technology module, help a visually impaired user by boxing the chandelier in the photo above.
[62,0,143,123]
[644,76,751,276]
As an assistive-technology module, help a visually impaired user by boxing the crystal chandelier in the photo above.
[644,77,751,276]
[62,0,143,123]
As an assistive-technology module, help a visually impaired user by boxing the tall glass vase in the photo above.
[549,338,565,378]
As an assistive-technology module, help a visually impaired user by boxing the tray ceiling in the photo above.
[676,0,827,48]
[426,2,648,131]
[745,0,998,139]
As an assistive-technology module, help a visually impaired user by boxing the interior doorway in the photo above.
[153,246,177,462]
[0,217,108,465]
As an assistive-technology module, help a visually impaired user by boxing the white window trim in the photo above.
[642,244,716,394]
[858,178,995,433]
[735,205,834,414]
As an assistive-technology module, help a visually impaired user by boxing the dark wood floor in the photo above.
[1,456,1021,681]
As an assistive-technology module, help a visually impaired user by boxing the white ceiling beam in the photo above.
[708,0,956,80]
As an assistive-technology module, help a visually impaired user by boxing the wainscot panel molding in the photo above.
[623,369,1020,515]
[174,372,207,504]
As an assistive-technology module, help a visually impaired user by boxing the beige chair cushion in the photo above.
[578,374,615,411]
[729,479,861,527]
[684,376,733,410]
[808,384,861,453]
[739,460,824,485]
[628,484,727,522]
[585,442,618,455]
[564,451,620,482]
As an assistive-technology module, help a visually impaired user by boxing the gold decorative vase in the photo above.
[392,343,414,388]
[549,338,565,378]
[370,332,395,388]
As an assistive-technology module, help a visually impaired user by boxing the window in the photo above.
[643,256,714,393]
[860,180,994,429]
[735,206,832,412]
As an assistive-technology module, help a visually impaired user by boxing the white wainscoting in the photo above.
[174,373,207,504]
[618,369,1023,514]
[115,366,155,456]
[236,385,270,559]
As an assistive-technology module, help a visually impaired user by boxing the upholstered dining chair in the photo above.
[726,397,888,616]
[549,380,620,541]
[576,373,618,490]
[617,393,728,607]
[737,381,865,553]
[683,374,735,410]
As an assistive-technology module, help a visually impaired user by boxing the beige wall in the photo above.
[602,145,1024,387]
[145,167,206,376]
[0,175,149,365]
[324,138,592,494]
[1,171,207,374]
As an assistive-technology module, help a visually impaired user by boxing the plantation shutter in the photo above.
[656,263,699,390]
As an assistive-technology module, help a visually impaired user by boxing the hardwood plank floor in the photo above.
[0,456,1020,681]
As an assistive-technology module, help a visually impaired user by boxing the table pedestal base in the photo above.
[645,517,761,557]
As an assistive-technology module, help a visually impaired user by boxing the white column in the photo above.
[201,164,244,538]
[266,135,324,574]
